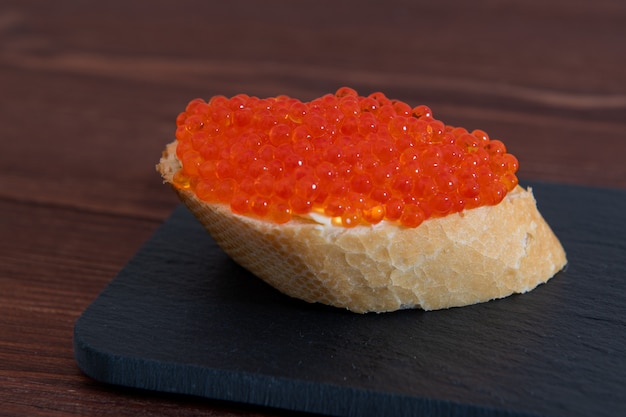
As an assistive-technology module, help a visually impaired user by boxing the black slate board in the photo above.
[74,182,626,417]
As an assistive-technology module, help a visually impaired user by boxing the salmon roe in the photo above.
[173,88,519,228]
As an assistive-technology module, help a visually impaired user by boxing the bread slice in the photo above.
[158,141,567,313]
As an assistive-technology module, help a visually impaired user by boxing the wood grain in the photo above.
[1,0,625,416]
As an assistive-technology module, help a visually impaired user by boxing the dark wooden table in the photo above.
[1,1,625,416]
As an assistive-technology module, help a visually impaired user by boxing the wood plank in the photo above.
[1,0,625,415]
[2,0,625,218]
[1,63,624,221]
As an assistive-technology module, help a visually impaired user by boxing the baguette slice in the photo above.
[158,141,566,313]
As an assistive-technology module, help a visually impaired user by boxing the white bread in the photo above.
[158,141,566,313]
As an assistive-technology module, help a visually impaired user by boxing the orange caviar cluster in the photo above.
[173,87,519,228]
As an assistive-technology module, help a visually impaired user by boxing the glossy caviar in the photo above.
[173,87,519,228]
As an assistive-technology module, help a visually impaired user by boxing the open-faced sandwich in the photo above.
[158,87,567,313]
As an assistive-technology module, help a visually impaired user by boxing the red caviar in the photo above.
[173,88,519,228]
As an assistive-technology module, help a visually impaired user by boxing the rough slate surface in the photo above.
[74,182,626,417]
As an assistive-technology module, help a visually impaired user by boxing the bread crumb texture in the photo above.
[159,142,566,313]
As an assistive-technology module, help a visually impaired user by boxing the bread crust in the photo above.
[158,141,567,313]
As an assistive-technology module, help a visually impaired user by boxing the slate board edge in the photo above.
[74,326,543,417]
